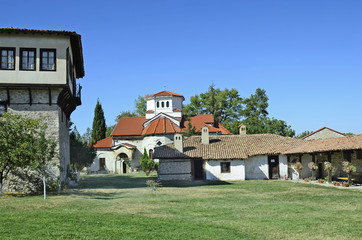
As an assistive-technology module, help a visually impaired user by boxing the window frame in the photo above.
[220,162,231,173]
[0,47,16,70]
[20,48,36,71]
[40,48,56,71]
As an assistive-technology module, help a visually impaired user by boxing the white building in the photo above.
[89,91,231,174]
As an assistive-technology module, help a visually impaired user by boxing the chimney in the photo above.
[239,124,246,135]
[174,133,183,153]
[201,126,209,145]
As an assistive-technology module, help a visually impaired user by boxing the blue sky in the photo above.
[2,0,362,135]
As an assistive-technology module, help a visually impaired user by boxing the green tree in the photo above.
[296,130,312,139]
[140,149,154,176]
[91,99,106,144]
[115,111,136,122]
[183,84,243,123]
[184,122,197,137]
[0,113,56,196]
[106,124,115,137]
[241,88,295,137]
[134,95,147,116]
[70,125,96,182]
[81,127,92,145]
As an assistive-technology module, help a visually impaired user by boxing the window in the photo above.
[99,158,106,170]
[149,149,153,159]
[157,101,159,108]
[20,48,36,70]
[0,102,7,117]
[220,162,231,173]
[40,49,56,71]
[166,101,169,107]
[0,48,15,70]
[161,101,164,108]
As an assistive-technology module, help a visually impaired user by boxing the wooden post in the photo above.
[348,172,352,185]
[43,176,46,200]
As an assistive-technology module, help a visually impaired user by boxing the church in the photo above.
[88,91,231,174]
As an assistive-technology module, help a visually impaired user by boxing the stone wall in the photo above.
[158,159,192,180]
[0,88,70,191]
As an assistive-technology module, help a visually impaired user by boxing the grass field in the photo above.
[1,173,361,240]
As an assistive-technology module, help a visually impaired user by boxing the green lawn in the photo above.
[1,173,361,240]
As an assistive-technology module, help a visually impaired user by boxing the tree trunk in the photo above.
[77,171,81,183]
[348,172,352,185]
[328,169,332,183]
[0,174,2,197]
[312,170,316,180]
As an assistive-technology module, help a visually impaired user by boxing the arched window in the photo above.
[161,101,164,108]
[149,149,153,159]
[166,101,169,107]
[157,101,159,108]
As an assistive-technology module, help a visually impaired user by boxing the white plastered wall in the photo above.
[0,34,70,86]
[206,160,245,180]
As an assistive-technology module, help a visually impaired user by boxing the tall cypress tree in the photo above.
[91,99,106,144]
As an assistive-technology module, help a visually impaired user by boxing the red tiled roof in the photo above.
[302,127,346,139]
[173,109,182,112]
[145,110,154,113]
[284,134,362,154]
[111,116,146,136]
[142,117,181,135]
[111,114,230,136]
[154,134,303,160]
[92,137,113,148]
[145,91,184,98]
[122,143,137,149]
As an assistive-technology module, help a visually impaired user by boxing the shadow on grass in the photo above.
[75,173,231,190]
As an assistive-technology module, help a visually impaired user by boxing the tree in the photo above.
[0,113,56,196]
[106,124,115,137]
[81,127,92,145]
[140,149,154,176]
[241,88,295,137]
[183,84,243,123]
[296,130,312,139]
[91,99,106,144]
[115,111,136,122]
[70,125,96,182]
[134,95,147,116]
[184,122,197,137]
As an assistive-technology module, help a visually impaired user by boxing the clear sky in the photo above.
[2,0,362,135]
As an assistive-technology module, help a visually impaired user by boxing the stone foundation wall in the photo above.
[158,159,192,180]
[0,88,70,191]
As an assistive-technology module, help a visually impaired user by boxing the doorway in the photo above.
[193,159,204,180]
[123,161,127,174]
[268,155,280,179]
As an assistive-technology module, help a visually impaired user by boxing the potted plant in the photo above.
[308,162,318,180]
[324,162,336,183]
[342,161,357,185]
[304,178,309,182]
[342,181,349,187]
[333,181,340,186]
[318,178,324,184]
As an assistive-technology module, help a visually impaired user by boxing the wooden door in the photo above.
[193,159,204,180]
[268,156,279,179]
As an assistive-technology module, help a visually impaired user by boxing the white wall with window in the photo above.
[205,160,245,181]
[0,34,70,85]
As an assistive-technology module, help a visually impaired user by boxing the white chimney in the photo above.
[174,133,183,153]
[239,124,246,135]
[201,126,209,145]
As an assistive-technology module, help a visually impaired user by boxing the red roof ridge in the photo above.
[145,91,184,99]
